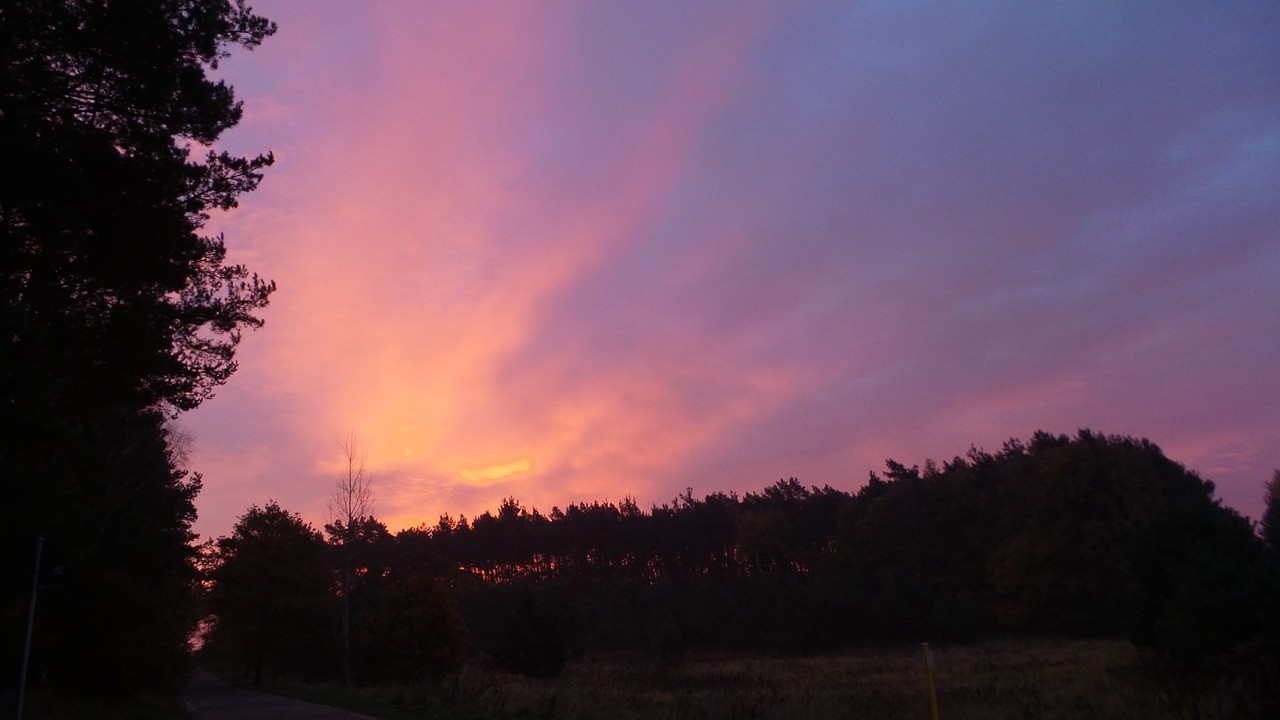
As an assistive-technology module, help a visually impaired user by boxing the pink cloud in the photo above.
[186,1,1279,540]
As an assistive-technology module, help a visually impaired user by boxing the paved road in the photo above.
[180,669,379,720]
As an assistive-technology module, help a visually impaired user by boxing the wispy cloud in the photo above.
[187,0,1280,538]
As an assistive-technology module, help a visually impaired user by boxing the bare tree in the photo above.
[329,432,373,532]
[326,431,372,689]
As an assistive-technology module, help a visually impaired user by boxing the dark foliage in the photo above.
[201,504,470,686]
[204,503,331,683]
[199,431,1275,697]
[0,0,276,414]
[390,431,1272,675]
[1263,470,1280,556]
[1,411,201,698]
[323,515,392,684]
[470,583,573,678]
[1,0,276,702]
[360,569,467,682]
[1128,482,1280,718]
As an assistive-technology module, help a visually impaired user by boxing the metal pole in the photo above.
[922,642,940,720]
[16,536,43,720]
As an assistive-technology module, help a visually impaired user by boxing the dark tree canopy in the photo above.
[202,505,469,685]
[0,0,277,413]
[197,430,1276,713]
[3,411,205,697]
[0,0,277,700]
[206,502,332,683]
[1263,470,1280,555]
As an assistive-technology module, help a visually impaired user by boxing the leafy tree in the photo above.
[205,503,331,683]
[0,0,276,699]
[2,412,202,697]
[1,0,277,414]
[317,431,1268,666]
[1127,500,1280,719]
[361,569,467,682]
[1128,502,1269,659]
[487,584,573,678]
[1263,470,1280,555]
[984,431,1220,633]
[325,515,392,684]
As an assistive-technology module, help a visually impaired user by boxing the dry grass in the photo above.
[441,638,1161,720]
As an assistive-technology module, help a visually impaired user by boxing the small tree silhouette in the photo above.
[326,432,373,688]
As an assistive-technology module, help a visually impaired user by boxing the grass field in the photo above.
[445,638,1152,719]
[243,637,1249,720]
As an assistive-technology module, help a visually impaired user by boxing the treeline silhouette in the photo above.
[201,430,1280,699]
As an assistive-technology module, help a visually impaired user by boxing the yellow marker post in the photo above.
[922,642,940,720]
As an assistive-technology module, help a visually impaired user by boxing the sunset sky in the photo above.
[187,0,1280,540]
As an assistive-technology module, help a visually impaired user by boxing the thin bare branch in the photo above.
[328,431,373,538]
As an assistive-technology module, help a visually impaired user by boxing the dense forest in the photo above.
[200,430,1280,706]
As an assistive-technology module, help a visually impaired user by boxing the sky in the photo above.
[187,0,1280,540]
